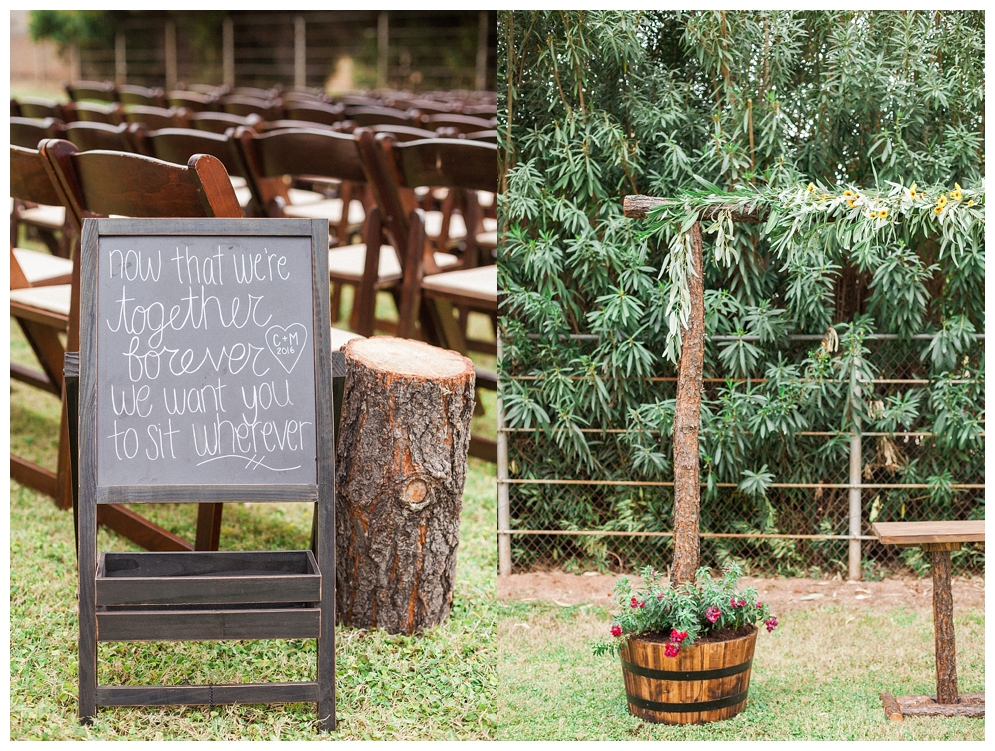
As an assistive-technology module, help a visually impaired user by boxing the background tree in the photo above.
[499,10,984,579]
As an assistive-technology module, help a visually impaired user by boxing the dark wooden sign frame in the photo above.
[77,218,336,730]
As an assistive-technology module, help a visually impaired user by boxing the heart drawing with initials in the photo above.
[265,323,308,374]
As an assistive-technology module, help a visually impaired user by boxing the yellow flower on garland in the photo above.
[807,183,816,192]
[909,183,918,199]
[949,183,963,201]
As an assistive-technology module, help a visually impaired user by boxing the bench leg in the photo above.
[929,546,958,705]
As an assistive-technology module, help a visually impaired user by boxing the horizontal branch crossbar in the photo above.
[622,195,769,222]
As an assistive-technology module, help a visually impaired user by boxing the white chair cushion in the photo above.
[287,187,330,206]
[330,327,364,351]
[476,230,497,249]
[9,284,73,317]
[284,198,366,226]
[328,244,458,282]
[12,248,74,285]
[420,265,498,306]
[17,204,66,230]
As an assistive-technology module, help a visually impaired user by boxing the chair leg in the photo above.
[194,503,224,551]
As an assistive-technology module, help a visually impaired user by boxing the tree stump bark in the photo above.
[335,336,475,634]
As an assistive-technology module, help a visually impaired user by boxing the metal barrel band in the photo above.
[621,657,752,681]
[625,689,749,714]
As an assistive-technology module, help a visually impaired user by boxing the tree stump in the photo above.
[335,336,476,634]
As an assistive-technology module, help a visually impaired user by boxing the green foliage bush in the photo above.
[498,10,985,575]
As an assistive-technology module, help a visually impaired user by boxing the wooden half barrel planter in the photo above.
[620,625,757,724]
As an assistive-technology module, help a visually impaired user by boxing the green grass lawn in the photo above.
[9,277,498,740]
[496,600,985,741]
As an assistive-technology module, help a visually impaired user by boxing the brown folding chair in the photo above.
[359,133,497,340]
[345,106,424,129]
[10,128,72,259]
[61,121,136,153]
[37,138,244,552]
[129,124,258,215]
[423,113,496,134]
[71,101,126,126]
[220,94,283,121]
[283,100,345,126]
[9,144,83,511]
[15,96,73,121]
[117,84,167,108]
[123,104,190,130]
[359,133,499,460]
[65,80,117,103]
[188,110,257,134]
[233,125,403,333]
[11,116,65,149]
[167,90,218,113]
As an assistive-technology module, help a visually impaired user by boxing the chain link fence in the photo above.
[497,334,985,579]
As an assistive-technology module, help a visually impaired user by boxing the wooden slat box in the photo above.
[95,550,321,642]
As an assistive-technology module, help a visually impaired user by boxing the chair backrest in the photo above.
[281,88,331,105]
[14,96,70,121]
[39,139,244,230]
[11,144,68,214]
[250,119,340,134]
[167,90,217,113]
[129,125,248,183]
[283,100,345,126]
[72,101,125,125]
[123,105,190,130]
[117,84,167,108]
[365,123,446,142]
[230,85,282,99]
[61,122,136,153]
[233,126,369,217]
[345,106,422,128]
[333,94,383,107]
[462,129,499,144]
[11,117,66,149]
[423,113,496,134]
[220,95,282,120]
[65,80,117,103]
[395,98,457,116]
[188,110,256,134]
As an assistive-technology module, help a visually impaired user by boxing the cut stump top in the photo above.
[872,520,985,547]
[344,336,474,381]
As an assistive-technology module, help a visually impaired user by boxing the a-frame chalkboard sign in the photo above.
[76,218,336,730]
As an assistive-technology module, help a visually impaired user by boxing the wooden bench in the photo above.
[872,520,985,720]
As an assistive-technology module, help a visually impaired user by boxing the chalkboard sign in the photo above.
[79,218,333,503]
[77,218,336,729]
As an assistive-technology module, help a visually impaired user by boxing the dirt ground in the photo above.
[498,571,986,613]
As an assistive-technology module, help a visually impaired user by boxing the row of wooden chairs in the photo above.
[14,94,497,136]
[11,131,498,532]
[54,79,497,115]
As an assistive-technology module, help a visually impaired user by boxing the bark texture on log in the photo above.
[335,336,475,634]
[671,222,705,587]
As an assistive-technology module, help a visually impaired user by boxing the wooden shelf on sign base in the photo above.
[881,692,985,721]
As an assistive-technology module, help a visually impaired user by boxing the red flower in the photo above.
[729,597,739,608]
[656,592,664,600]
[670,629,688,643]
[756,602,763,609]
[738,599,746,607]
[638,601,646,608]
[630,597,638,609]
[765,616,778,633]
[611,624,622,638]
[664,642,680,658]
[705,606,721,623]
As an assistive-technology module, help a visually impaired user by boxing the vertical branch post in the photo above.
[670,221,705,587]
